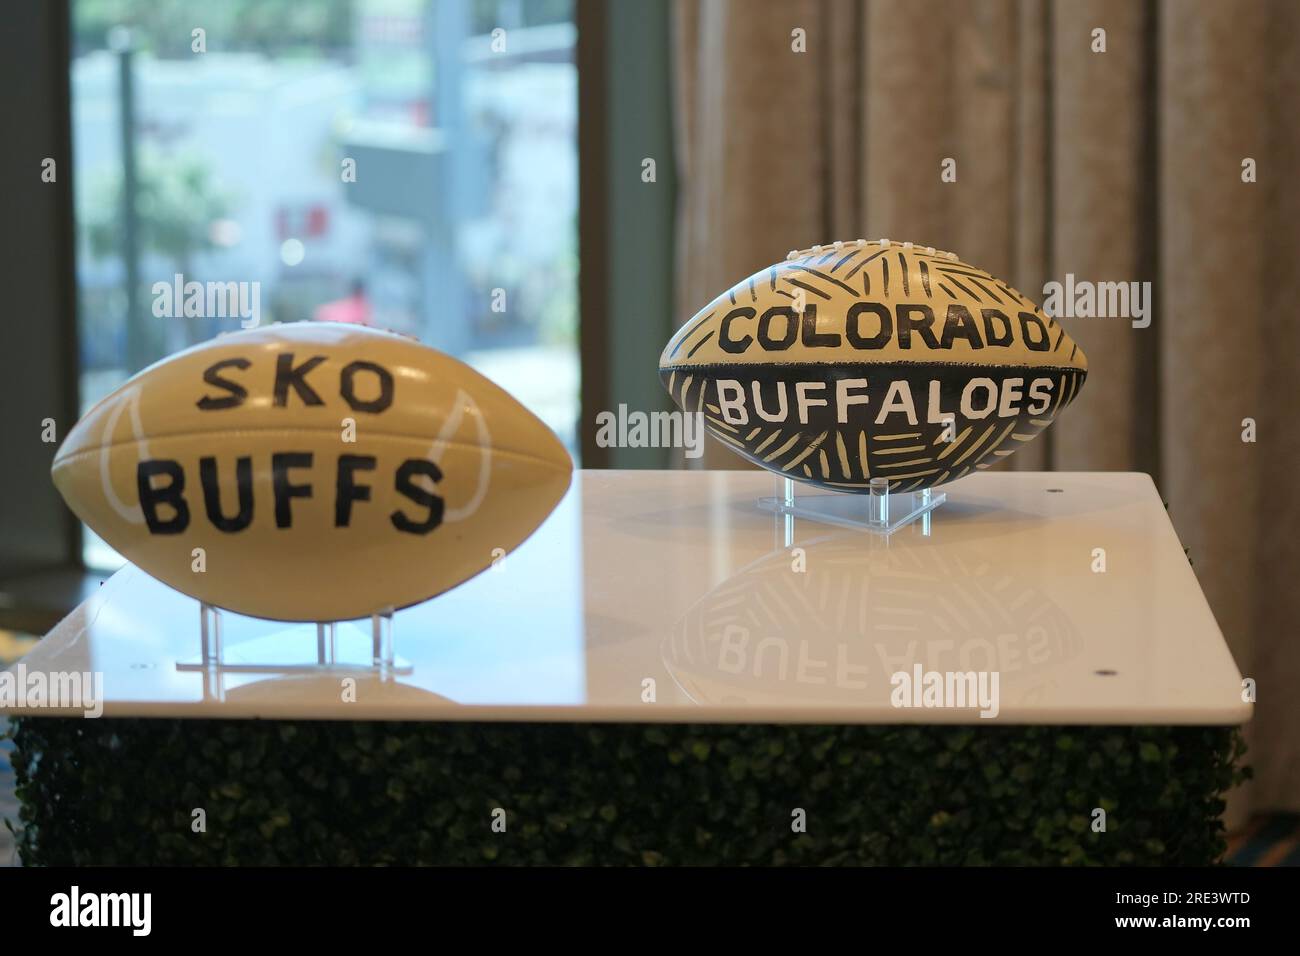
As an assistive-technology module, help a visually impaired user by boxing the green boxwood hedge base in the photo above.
[4,719,1246,866]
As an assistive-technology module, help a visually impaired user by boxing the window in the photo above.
[70,0,579,569]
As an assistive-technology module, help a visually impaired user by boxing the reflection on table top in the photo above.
[2,471,1250,725]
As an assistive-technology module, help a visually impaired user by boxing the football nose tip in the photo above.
[530,420,575,475]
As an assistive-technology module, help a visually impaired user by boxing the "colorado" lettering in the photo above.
[716,304,1050,355]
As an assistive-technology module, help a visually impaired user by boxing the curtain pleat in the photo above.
[1161,0,1269,817]
[864,0,957,247]
[1008,0,1050,470]
[1253,0,1300,811]
[826,0,863,239]
[1051,1,1147,473]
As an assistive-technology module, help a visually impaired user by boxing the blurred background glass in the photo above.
[69,0,578,569]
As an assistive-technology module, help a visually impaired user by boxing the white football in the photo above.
[52,322,572,622]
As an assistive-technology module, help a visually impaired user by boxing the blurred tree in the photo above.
[470,0,572,33]
[86,153,233,359]
[73,0,574,58]
[73,0,354,58]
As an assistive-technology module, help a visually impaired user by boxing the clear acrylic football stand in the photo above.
[757,475,945,536]
[175,602,413,684]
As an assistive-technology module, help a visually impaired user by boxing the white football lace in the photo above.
[785,238,959,261]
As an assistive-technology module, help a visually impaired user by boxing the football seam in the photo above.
[659,360,1088,373]
[52,430,570,473]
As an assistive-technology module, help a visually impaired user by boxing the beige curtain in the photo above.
[673,0,1300,814]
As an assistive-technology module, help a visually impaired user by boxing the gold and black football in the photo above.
[659,239,1087,492]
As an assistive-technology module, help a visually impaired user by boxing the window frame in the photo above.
[0,0,85,633]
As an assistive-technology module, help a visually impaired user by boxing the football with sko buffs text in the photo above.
[51,322,573,622]
[658,239,1087,492]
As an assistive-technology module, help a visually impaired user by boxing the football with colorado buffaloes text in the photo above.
[659,239,1086,492]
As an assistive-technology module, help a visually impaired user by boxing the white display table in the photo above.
[3,470,1249,727]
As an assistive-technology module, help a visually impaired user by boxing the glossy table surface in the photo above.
[2,471,1250,725]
